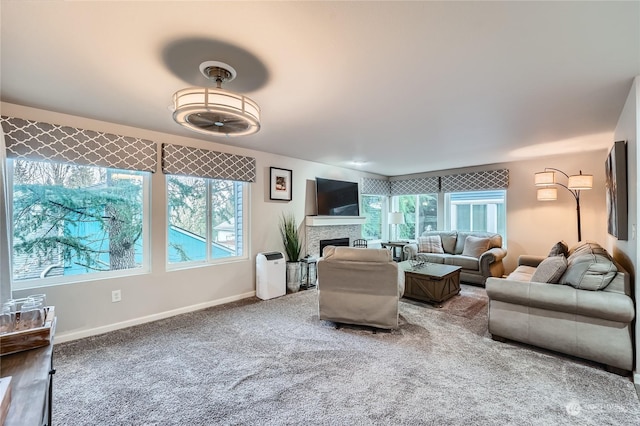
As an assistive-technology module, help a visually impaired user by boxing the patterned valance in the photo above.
[441,169,509,192]
[361,177,390,195]
[161,143,256,182]
[1,116,157,172]
[390,177,440,195]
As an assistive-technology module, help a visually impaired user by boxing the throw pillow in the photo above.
[548,241,569,258]
[531,255,568,284]
[418,235,444,254]
[461,236,491,258]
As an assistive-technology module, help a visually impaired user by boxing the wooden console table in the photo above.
[0,322,56,426]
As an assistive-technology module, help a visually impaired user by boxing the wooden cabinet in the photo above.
[0,327,55,425]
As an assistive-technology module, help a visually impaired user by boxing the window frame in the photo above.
[7,159,152,290]
[166,175,249,270]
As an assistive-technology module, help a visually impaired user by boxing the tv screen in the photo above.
[315,177,360,216]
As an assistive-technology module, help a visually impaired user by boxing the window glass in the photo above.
[391,194,438,239]
[168,175,246,265]
[10,159,148,284]
[446,190,506,236]
[361,195,385,240]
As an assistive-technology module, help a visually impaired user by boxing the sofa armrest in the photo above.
[478,247,507,277]
[518,255,545,268]
[403,243,418,260]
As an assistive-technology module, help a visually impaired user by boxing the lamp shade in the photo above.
[388,212,405,225]
[568,173,593,190]
[534,171,555,186]
[537,188,558,201]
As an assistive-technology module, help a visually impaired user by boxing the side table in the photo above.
[300,257,317,289]
[381,241,410,262]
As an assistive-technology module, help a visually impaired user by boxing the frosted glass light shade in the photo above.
[568,174,593,190]
[388,212,405,225]
[537,188,558,201]
[534,171,555,186]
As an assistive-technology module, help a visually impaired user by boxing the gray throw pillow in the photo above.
[531,255,567,284]
[548,241,569,257]
[461,236,491,258]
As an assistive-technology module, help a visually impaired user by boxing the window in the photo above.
[10,159,149,286]
[391,194,438,239]
[361,194,386,240]
[445,190,506,235]
[167,175,247,265]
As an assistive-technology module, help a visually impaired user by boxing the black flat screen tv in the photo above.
[315,177,360,216]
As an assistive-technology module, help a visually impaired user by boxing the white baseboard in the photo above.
[634,372,640,386]
[55,291,256,344]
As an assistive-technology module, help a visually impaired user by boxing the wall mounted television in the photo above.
[315,177,360,216]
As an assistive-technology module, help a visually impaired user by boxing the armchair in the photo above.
[317,246,405,329]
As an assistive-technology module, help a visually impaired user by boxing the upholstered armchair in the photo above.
[317,246,405,329]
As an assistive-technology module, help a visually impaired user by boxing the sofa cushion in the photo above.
[418,235,444,254]
[420,231,457,254]
[461,236,491,258]
[506,265,537,281]
[548,241,569,257]
[560,242,618,291]
[445,255,479,271]
[531,255,567,283]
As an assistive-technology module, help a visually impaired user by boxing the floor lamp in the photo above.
[534,168,593,242]
[388,212,405,241]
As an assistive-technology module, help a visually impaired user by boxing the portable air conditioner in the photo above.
[256,252,286,300]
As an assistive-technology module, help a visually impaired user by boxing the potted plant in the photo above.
[279,212,302,292]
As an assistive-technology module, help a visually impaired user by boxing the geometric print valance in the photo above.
[161,143,256,183]
[361,177,390,195]
[1,116,157,172]
[390,176,440,195]
[440,169,509,192]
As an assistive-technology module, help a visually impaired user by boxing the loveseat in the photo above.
[486,241,635,373]
[403,231,507,285]
[317,246,405,329]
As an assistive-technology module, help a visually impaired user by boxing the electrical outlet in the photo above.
[111,289,122,303]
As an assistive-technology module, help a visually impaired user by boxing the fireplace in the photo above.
[319,238,350,256]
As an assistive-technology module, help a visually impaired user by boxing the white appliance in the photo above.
[256,252,286,300]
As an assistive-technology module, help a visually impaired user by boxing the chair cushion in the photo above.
[531,255,567,284]
[322,246,392,263]
[461,236,491,259]
[418,235,444,254]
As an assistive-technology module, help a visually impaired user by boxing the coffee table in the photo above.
[399,261,461,307]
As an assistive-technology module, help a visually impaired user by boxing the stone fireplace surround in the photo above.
[304,216,364,259]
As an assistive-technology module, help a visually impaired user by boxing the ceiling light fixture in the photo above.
[171,61,260,137]
[534,168,593,241]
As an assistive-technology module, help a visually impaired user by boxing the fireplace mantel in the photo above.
[305,216,367,227]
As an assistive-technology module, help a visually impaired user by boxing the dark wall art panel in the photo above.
[605,140,628,240]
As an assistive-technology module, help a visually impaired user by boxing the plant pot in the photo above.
[286,262,301,293]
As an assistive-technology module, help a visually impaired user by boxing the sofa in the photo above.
[486,241,635,373]
[317,246,405,329]
[403,231,507,285]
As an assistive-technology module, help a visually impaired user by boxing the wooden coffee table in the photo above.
[399,261,461,307]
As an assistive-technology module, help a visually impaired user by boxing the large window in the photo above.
[391,194,438,239]
[167,175,247,265]
[445,190,506,235]
[361,194,386,240]
[10,159,149,286]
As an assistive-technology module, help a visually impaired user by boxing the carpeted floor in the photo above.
[53,285,640,425]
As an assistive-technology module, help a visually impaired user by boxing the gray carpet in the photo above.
[53,285,640,425]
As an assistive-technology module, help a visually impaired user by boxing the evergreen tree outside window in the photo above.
[10,159,149,286]
[391,194,438,239]
[361,195,385,240]
[167,175,246,265]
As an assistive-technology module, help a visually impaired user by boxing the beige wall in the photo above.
[610,77,639,380]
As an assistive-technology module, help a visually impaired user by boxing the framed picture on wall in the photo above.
[605,140,628,240]
[270,167,292,201]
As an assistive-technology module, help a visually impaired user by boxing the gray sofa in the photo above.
[403,231,507,285]
[486,241,635,373]
[317,246,405,329]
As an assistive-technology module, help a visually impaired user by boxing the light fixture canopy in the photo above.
[171,61,261,137]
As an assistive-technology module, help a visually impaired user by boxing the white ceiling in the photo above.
[1,1,639,176]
